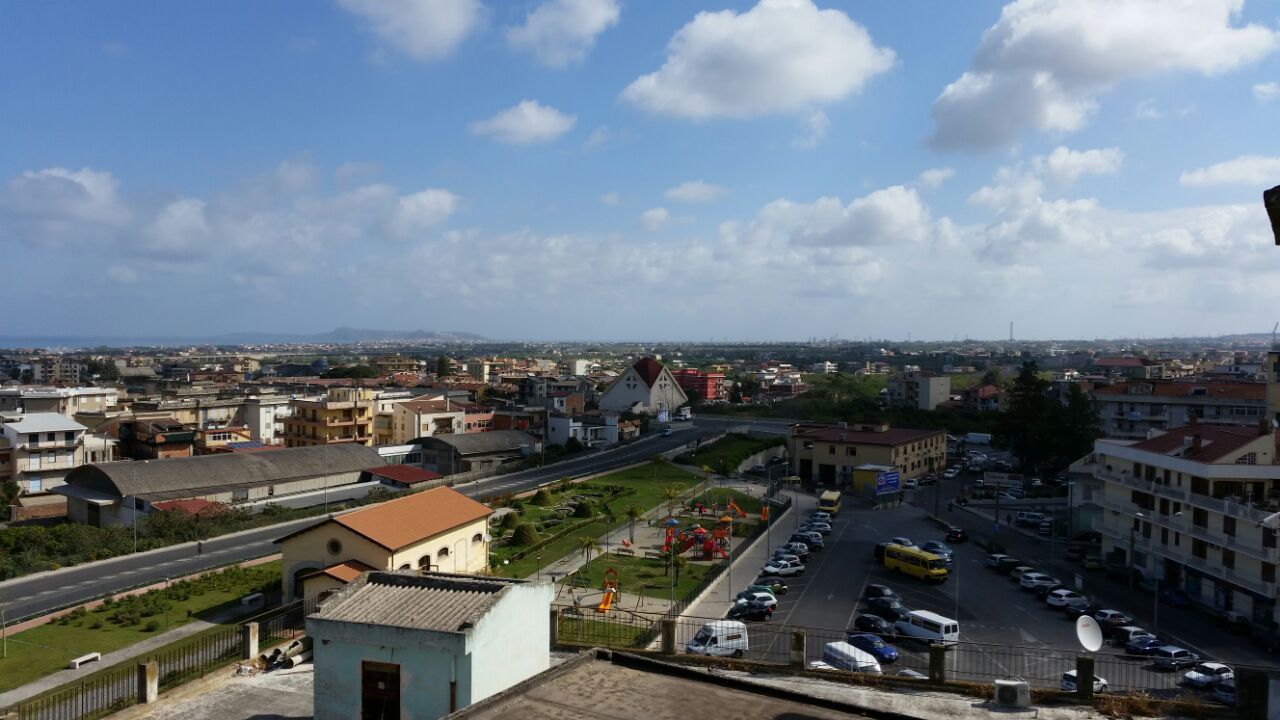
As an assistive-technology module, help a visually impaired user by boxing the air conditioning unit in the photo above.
[993,678,1030,708]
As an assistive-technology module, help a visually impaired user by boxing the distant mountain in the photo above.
[209,327,488,345]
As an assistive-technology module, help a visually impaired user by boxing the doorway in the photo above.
[361,661,400,720]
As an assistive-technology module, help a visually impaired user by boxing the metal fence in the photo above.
[4,600,311,720]
[559,608,1280,698]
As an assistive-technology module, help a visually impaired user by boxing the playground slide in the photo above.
[596,590,614,613]
[678,536,697,554]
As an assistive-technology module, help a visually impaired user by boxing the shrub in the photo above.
[89,620,103,630]
[572,502,595,518]
[143,620,161,632]
[530,489,554,506]
[500,512,521,530]
[511,523,540,546]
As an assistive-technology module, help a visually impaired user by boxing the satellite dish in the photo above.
[1076,615,1103,652]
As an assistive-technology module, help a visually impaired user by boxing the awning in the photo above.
[50,484,120,506]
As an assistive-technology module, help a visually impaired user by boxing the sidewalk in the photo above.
[0,603,253,709]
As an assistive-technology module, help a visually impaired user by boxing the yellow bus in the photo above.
[883,544,949,583]
[818,490,842,515]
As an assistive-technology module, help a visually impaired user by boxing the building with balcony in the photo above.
[788,422,946,488]
[117,417,196,460]
[1092,356,1166,380]
[0,387,118,418]
[0,413,88,493]
[240,395,292,446]
[1091,380,1265,439]
[546,413,618,448]
[392,399,465,445]
[283,387,377,448]
[886,371,951,411]
[1092,419,1280,632]
[673,368,727,402]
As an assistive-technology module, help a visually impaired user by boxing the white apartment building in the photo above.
[1091,380,1265,439]
[240,395,293,445]
[0,413,88,493]
[1093,421,1280,631]
[810,361,838,374]
[886,371,951,411]
[392,399,464,445]
[0,387,118,416]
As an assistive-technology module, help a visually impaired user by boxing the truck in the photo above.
[963,432,992,445]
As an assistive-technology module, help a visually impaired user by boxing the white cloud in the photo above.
[1254,81,1280,102]
[792,110,830,149]
[147,198,211,253]
[917,167,955,189]
[2,167,129,229]
[1032,146,1123,186]
[338,0,486,62]
[583,126,611,150]
[1135,99,1164,120]
[389,188,462,239]
[748,185,939,249]
[931,0,1279,150]
[599,191,620,206]
[622,0,894,119]
[506,0,620,68]
[469,100,576,144]
[664,181,727,204]
[639,207,671,231]
[1180,154,1280,186]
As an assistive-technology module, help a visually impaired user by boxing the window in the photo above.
[472,533,483,543]
[64,431,74,442]
[1192,539,1207,559]
[1192,508,1208,528]
[418,555,431,569]
[398,564,410,571]
[1235,452,1257,465]
[46,432,55,442]
[828,446,835,455]
[1264,563,1276,584]
[1265,528,1277,549]
[1223,516,1236,537]
[327,539,343,556]
[1223,549,1235,569]
[845,447,856,456]
[437,547,450,558]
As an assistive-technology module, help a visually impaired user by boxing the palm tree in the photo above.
[671,554,689,584]
[577,536,601,568]
[624,505,643,544]
[662,484,683,518]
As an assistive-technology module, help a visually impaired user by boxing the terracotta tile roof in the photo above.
[1092,381,1264,400]
[312,572,520,633]
[1126,424,1272,463]
[151,498,221,514]
[320,559,377,584]
[632,357,665,387]
[367,464,444,485]
[333,486,492,551]
[794,424,944,446]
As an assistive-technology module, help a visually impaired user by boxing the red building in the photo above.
[674,368,726,401]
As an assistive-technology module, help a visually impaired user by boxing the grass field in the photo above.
[0,562,279,693]
[568,552,715,602]
[557,614,652,648]
[679,434,784,473]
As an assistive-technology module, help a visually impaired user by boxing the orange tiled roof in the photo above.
[333,486,491,550]
[321,559,377,584]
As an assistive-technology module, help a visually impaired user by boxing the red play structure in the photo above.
[661,521,730,560]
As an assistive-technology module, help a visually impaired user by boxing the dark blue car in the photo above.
[845,633,899,664]
[1125,636,1163,655]
[1159,588,1191,608]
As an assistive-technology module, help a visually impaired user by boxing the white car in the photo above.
[762,560,804,576]
[809,512,832,523]
[1046,589,1087,607]
[887,537,915,547]
[942,468,960,479]
[1183,662,1234,689]
[1019,573,1060,590]
[772,553,802,566]
[1061,670,1108,693]
[735,591,778,609]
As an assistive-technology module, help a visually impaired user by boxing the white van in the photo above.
[894,610,960,646]
[686,620,749,658]
[809,641,882,674]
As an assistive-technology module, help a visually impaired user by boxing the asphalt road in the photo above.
[0,417,753,623]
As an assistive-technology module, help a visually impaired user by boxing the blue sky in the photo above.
[2,0,1279,342]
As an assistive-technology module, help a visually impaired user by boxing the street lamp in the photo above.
[1129,512,1145,589]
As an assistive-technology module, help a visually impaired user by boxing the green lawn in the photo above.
[557,614,653,648]
[679,434,785,472]
[569,552,715,601]
[0,562,280,693]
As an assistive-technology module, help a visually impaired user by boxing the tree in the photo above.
[565,437,584,453]
[0,479,19,522]
[671,553,689,584]
[624,504,643,544]
[577,536,601,568]
[512,523,540,545]
[684,386,702,405]
[436,356,452,377]
[1000,361,1054,476]
[728,382,744,404]
[662,484,683,518]
[1053,383,1101,470]
[572,501,595,518]
[321,364,378,379]
[980,369,1003,387]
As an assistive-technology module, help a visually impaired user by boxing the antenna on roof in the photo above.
[1272,322,1278,351]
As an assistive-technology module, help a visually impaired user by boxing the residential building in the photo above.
[415,431,536,475]
[117,417,196,460]
[56,444,382,527]
[1093,356,1166,380]
[673,368,726,401]
[240,395,292,446]
[811,361,838,374]
[1092,420,1280,631]
[282,387,376,447]
[308,572,551,719]
[0,413,88,493]
[194,425,253,453]
[964,384,1004,412]
[887,370,951,411]
[788,422,946,488]
[278,485,493,599]
[373,354,420,375]
[546,413,618,448]
[598,357,688,417]
[1092,380,1266,439]
[31,357,87,385]
[0,387,118,417]
[391,398,464,445]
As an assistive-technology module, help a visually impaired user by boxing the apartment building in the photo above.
[373,354,421,375]
[31,357,87,384]
[811,361,838,374]
[241,395,292,445]
[1091,380,1265,439]
[282,387,376,448]
[0,413,88,493]
[1093,420,1280,631]
[0,387,118,417]
[391,399,464,445]
[788,422,946,488]
[1093,356,1166,380]
[886,371,951,411]
[673,368,726,401]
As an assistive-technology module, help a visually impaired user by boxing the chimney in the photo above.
[1260,417,1272,436]
[1191,433,1202,454]
[1188,412,1198,429]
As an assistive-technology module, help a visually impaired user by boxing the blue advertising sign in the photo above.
[875,471,900,495]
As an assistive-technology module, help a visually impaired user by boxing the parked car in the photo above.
[1110,626,1154,648]
[779,542,810,558]
[1152,646,1201,670]
[754,577,789,595]
[809,512,832,523]
[1125,636,1164,656]
[986,553,1011,569]
[1061,670,1108,693]
[771,552,803,567]
[801,522,832,536]
[863,584,899,601]
[942,467,960,479]
[1046,589,1087,608]
[1019,572,1060,591]
[945,527,968,543]
[1064,546,1086,561]
[1010,566,1036,581]
[1212,680,1236,706]
[995,557,1023,574]
[917,475,935,486]
[1015,511,1047,527]
[852,614,895,638]
[920,541,954,562]
[1183,662,1233,689]
[887,536,916,547]
[897,668,929,679]
[1217,611,1252,635]
[735,591,778,609]
[745,584,780,598]
[1094,609,1133,631]
[762,559,803,576]
[727,601,772,622]
[903,478,919,490]
[1063,602,1103,620]
[1158,588,1190,608]
[1034,582,1069,600]
[865,597,911,623]
[846,633,899,664]
[791,530,824,545]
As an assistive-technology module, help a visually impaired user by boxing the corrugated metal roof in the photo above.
[3,413,87,434]
[414,430,535,455]
[313,572,519,633]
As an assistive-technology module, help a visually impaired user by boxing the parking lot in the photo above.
[684,492,1260,696]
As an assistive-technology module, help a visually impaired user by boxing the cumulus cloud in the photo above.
[917,167,955,189]
[338,0,486,61]
[1032,146,1123,186]
[2,167,129,228]
[147,198,211,253]
[621,0,894,119]
[389,188,462,239]
[639,207,671,231]
[583,126,611,150]
[1180,155,1280,186]
[792,110,830,149]
[931,0,1279,150]
[664,181,727,204]
[469,100,576,144]
[506,0,620,68]
[1255,82,1280,102]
